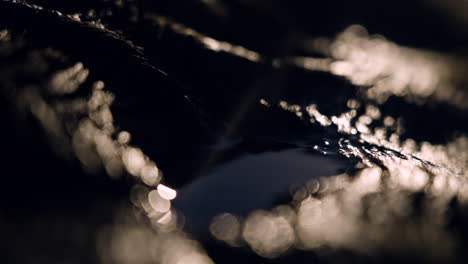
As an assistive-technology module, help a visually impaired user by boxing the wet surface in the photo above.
[1,1,468,263]
[175,148,347,234]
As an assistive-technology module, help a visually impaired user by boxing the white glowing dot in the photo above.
[157,184,177,200]
[141,164,161,186]
[384,116,395,127]
[118,131,131,145]
[148,190,171,213]
[122,147,145,176]
[93,80,105,90]
[209,213,241,245]
[242,210,294,258]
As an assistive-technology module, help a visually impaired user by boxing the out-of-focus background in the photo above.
[1,1,468,263]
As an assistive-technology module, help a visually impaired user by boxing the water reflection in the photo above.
[146,13,261,62]
[209,213,241,247]
[290,25,468,109]
[205,95,466,259]
[208,162,466,260]
[1,1,467,263]
[242,209,295,258]
[1,32,195,262]
[97,213,213,264]
[174,149,345,232]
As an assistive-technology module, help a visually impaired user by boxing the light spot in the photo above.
[141,163,161,186]
[157,184,177,200]
[122,147,146,177]
[118,131,131,145]
[148,190,171,213]
[209,213,241,246]
[242,210,295,258]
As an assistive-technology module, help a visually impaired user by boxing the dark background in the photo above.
[1,0,468,263]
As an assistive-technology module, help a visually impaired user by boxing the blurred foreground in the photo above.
[1,1,468,263]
